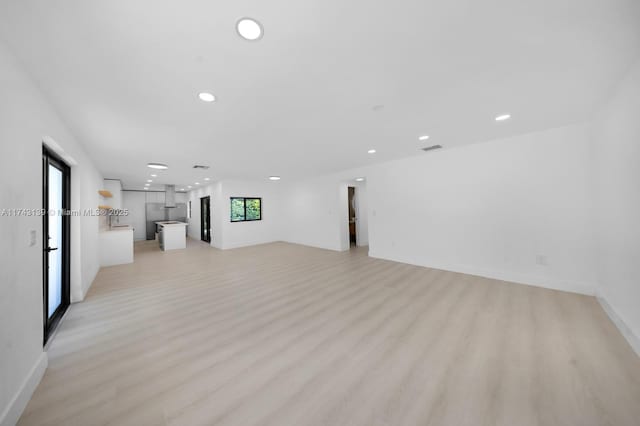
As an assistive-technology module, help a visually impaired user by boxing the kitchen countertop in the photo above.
[100,225,133,233]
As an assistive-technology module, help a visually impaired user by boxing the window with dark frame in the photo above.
[230,197,262,222]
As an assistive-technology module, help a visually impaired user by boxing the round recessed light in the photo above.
[355,177,365,182]
[195,182,200,185]
[495,114,511,121]
[198,92,216,102]
[368,149,376,154]
[145,183,150,186]
[144,187,149,190]
[187,185,192,188]
[269,176,281,181]
[180,188,185,191]
[204,177,210,181]
[147,163,169,170]
[236,17,263,41]
[150,174,157,177]
[147,179,153,183]
[418,135,430,141]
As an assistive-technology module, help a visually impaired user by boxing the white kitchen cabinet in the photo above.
[146,191,165,203]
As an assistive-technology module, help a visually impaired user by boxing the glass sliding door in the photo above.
[43,147,70,344]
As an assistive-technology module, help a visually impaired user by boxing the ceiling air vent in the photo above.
[193,165,210,170]
[421,144,443,152]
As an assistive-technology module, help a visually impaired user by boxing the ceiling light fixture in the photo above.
[144,187,149,190]
[269,176,281,181]
[495,114,511,121]
[236,17,263,41]
[150,174,157,177]
[204,177,210,181]
[195,182,200,185]
[147,163,169,170]
[198,92,216,102]
[187,185,192,188]
[368,149,376,154]
[355,177,365,182]
[418,135,430,141]
[147,179,153,183]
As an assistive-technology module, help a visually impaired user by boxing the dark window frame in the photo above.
[42,145,71,346]
[230,197,262,222]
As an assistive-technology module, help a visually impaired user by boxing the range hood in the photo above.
[165,184,176,208]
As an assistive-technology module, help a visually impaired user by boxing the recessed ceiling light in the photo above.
[195,182,200,185]
[418,135,430,141]
[147,163,168,170]
[198,92,216,102]
[204,177,210,181]
[147,179,153,183]
[150,174,157,177]
[180,188,185,191]
[144,187,149,190]
[355,177,365,182]
[495,114,511,121]
[236,18,263,41]
[368,149,376,154]
[187,185,192,188]
[145,183,150,186]
[269,176,281,181]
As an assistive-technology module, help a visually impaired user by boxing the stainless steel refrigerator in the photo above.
[145,202,187,240]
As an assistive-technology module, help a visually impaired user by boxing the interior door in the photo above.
[43,147,70,344]
[200,196,211,243]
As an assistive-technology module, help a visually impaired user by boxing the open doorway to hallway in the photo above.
[346,183,368,249]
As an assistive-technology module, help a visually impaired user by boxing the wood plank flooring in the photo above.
[18,240,640,426]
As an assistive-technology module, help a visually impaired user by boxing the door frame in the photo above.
[200,196,211,243]
[42,146,71,345]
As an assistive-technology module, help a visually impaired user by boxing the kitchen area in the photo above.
[99,179,190,267]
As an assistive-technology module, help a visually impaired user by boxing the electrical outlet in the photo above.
[29,229,37,247]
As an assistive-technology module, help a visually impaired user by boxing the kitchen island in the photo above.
[155,221,188,250]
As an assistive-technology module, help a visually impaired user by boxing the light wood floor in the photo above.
[19,240,640,426]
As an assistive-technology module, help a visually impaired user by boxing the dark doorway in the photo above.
[348,186,357,248]
[200,196,211,243]
[42,146,71,345]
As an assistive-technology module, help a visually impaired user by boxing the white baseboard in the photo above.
[597,296,640,357]
[0,352,47,426]
[367,250,596,296]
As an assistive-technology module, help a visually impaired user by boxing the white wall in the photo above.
[187,180,283,250]
[102,179,122,210]
[0,40,102,426]
[591,56,640,351]
[219,180,284,250]
[366,124,597,295]
[277,124,598,295]
[280,178,347,251]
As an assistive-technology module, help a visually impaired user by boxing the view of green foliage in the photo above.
[230,197,261,222]
[231,198,245,221]
[246,198,261,220]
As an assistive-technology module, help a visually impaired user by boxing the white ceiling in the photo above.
[1,0,639,190]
